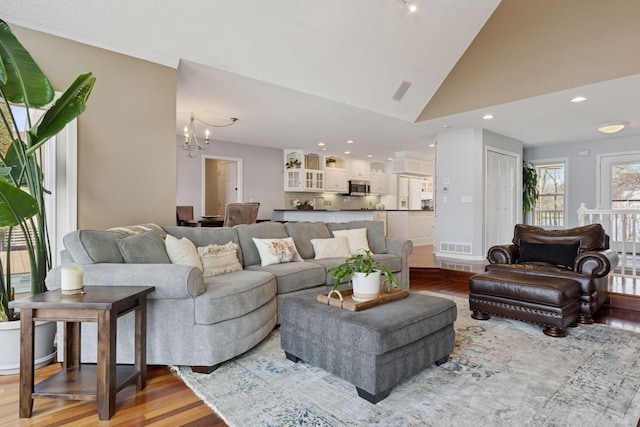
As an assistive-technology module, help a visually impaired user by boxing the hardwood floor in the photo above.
[2,246,640,426]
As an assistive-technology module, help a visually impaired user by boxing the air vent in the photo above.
[392,80,412,101]
[439,242,472,255]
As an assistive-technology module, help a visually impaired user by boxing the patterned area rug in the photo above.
[173,292,640,426]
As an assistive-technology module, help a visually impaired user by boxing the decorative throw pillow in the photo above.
[518,240,581,269]
[252,237,304,266]
[165,234,203,271]
[311,237,351,259]
[332,228,370,255]
[198,241,243,277]
[117,230,172,264]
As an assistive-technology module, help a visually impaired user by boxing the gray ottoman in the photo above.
[280,292,457,403]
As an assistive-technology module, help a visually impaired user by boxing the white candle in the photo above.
[61,266,84,293]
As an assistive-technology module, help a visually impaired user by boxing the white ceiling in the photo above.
[5,0,640,161]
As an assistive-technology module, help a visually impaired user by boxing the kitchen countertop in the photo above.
[273,208,433,212]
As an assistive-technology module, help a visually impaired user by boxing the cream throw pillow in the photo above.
[198,241,243,277]
[332,228,370,255]
[164,235,203,271]
[311,236,351,259]
[252,237,303,266]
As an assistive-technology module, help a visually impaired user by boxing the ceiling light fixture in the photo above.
[318,142,325,146]
[182,113,238,158]
[400,0,418,13]
[346,140,354,144]
[482,114,494,120]
[597,121,628,134]
[570,96,587,103]
[344,151,351,154]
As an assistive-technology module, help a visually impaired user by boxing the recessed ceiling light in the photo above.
[317,142,325,146]
[344,151,351,154]
[482,114,494,120]
[367,154,373,158]
[428,144,435,148]
[597,121,628,134]
[346,140,354,144]
[388,157,393,161]
[571,96,587,103]
[321,147,327,151]
[442,124,451,128]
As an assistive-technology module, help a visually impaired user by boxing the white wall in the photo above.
[176,138,284,221]
[435,128,522,259]
[524,134,640,228]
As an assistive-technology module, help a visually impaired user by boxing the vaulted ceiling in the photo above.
[4,0,640,161]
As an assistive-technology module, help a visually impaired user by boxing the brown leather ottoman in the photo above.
[469,270,581,337]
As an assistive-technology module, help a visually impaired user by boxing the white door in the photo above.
[218,161,238,215]
[485,150,518,251]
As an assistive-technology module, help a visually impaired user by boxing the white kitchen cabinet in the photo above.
[369,172,389,195]
[284,149,324,192]
[348,159,370,181]
[303,170,324,192]
[324,168,348,193]
[387,211,433,245]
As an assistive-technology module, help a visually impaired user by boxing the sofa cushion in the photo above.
[310,237,350,259]
[347,220,387,254]
[513,224,606,253]
[117,230,171,264]
[332,228,370,255]
[252,237,304,266]
[195,270,277,324]
[285,222,331,259]
[236,222,289,267]
[198,241,243,277]
[162,226,242,265]
[518,240,580,269]
[246,261,326,294]
[63,230,125,264]
[165,235,203,271]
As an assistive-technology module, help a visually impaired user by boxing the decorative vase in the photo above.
[0,320,57,375]
[351,271,381,302]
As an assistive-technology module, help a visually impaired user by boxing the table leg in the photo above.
[63,322,81,369]
[135,295,148,390]
[97,309,117,420]
[19,309,35,418]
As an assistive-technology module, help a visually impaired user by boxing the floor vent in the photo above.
[439,242,472,255]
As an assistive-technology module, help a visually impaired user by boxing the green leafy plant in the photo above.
[325,157,336,166]
[523,161,539,214]
[0,20,96,321]
[327,250,397,292]
[285,158,301,169]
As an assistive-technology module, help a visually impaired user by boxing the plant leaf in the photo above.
[27,72,95,152]
[0,179,38,226]
[0,20,54,107]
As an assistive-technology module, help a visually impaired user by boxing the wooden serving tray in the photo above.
[317,288,409,312]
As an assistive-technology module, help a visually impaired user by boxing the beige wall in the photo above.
[12,24,177,229]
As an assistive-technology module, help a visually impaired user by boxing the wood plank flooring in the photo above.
[3,245,640,426]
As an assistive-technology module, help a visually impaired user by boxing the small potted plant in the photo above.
[325,157,337,167]
[285,158,302,169]
[327,250,396,301]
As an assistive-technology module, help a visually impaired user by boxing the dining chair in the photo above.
[176,206,200,227]
[223,203,260,227]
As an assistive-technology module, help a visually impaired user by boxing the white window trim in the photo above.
[531,157,568,230]
[596,150,640,209]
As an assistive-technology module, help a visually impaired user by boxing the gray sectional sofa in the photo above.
[46,220,413,372]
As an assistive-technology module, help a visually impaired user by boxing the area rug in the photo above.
[173,292,640,426]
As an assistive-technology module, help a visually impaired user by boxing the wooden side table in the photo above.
[14,285,155,421]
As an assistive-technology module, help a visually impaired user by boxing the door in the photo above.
[204,158,240,216]
[218,161,237,215]
[485,150,518,251]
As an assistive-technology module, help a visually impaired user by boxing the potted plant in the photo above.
[327,250,397,301]
[523,161,539,220]
[0,20,95,374]
[285,158,301,169]
[325,156,337,167]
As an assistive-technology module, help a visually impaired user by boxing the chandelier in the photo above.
[182,113,238,158]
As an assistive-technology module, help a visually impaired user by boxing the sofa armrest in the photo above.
[574,249,619,278]
[385,237,413,290]
[46,263,205,299]
[487,245,519,264]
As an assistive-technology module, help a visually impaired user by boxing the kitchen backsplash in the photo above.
[285,193,381,210]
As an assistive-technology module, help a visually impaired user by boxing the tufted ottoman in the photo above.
[469,270,581,337]
[279,292,457,403]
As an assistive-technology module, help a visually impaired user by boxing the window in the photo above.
[611,160,640,209]
[533,162,566,227]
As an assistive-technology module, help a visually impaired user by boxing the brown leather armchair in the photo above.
[485,224,619,324]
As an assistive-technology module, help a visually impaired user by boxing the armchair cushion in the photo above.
[518,240,580,269]
[513,224,607,253]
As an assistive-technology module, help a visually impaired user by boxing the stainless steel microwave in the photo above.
[348,180,370,196]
